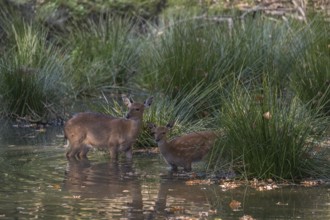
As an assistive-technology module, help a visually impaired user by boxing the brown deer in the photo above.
[64,95,153,160]
[148,121,220,172]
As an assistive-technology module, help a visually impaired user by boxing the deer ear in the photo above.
[144,96,153,108]
[166,121,175,129]
[122,95,133,107]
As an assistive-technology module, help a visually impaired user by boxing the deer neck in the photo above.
[124,117,142,138]
[156,139,170,155]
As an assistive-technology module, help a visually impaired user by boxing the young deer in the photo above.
[64,95,153,160]
[149,122,220,172]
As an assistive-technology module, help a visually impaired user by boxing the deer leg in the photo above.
[78,145,90,159]
[66,144,81,159]
[125,148,133,160]
[110,147,119,160]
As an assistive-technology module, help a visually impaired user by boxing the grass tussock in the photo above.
[209,80,329,180]
[0,22,67,121]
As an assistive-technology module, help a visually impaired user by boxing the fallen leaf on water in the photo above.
[165,206,185,213]
[240,215,255,220]
[229,200,241,211]
[185,179,214,185]
[219,181,240,190]
[199,211,208,217]
[52,184,61,190]
[267,178,274,183]
[168,216,198,220]
[250,178,279,191]
[301,180,322,187]
[256,184,279,191]
[208,209,217,215]
[36,128,46,133]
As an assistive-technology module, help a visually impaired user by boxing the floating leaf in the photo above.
[229,200,241,211]
[199,211,208,217]
[165,206,185,213]
[219,181,240,190]
[301,180,322,187]
[240,215,255,220]
[185,179,214,185]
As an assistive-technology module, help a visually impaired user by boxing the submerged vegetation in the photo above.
[0,0,329,180]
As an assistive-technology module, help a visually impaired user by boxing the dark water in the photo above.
[0,123,329,219]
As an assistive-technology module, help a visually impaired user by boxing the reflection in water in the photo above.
[62,159,144,219]
[154,176,217,218]
[62,158,219,219]
[0,122,329,220]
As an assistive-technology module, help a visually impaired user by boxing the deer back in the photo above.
[168,131,218,161]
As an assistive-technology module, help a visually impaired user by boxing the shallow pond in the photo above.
[0,122,329,220]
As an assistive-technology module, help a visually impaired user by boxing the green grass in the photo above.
[0,21,68,121]
[63,15,141,97]
[290,16,330,116]
[209,79,329,180]
[139,15,231,96]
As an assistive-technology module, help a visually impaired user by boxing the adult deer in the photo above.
[64,95,153,160]
[149,121,220,172]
